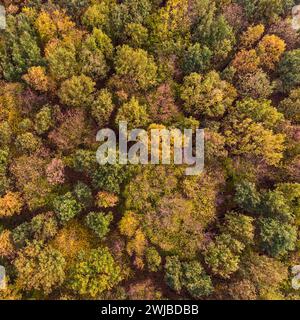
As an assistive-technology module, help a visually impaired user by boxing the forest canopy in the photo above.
[0,0,299,301]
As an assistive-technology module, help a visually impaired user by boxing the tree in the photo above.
[73,182,93,209]
[233,98,284,129]
[119,211,140,238]
[10,155,52,210]
[258,217,297,257]
[45,38,79,81]
[85,211,113,239]
[68,247,123,298]
[51,220,94,262]
[144,195,202,258]
[95,191,119,208]
[46,158,65,185]
[194,14,236,63]
[257,35,286,70]
[279,88,300,124]
[124,166,218,259]
[115,97,149,129]
[239,0,294,23]
[148,0,191,55]
[182,261,213,298]
[164,256,182,292]
[58,74,95,108]
[224,116,285,166]
[91,89,115,128]
[236,70,274,99]
[145,247,161,272]
[22,66,54,92]
[0,192,23,218]
[15,132,41,154]
[34,105,55,134]
[28,212,58,243]
[14,241,66,294]
[48,109,91,152]
[0,148,9,196]
[223,3,247,33]
[146,83,179,124]
[240,24,265,49]
[123,23,148,48]
[275,183,300,223]
[181,43,212,75]
[80,29,113,80]
[269,19,300,50]
[127,279,162,300]
[232,49,260,74]
[279,49,300,92]
[53,192,82,225]
[0,230,15,258]
[0,13,43,81]
[226,279,257,300]
[204,234,245,278]
[34,9,75,43]
[164,256,213,298]
[181,71,236,118]
[13,212,59,246]
[82,2,111,32]
[235,181,261,213]
[0,122,12,148]
[260,189,294,222]
[72,149,134,194]
[239,252,288,299]
[221,212,255,245]
[113,45,157,92]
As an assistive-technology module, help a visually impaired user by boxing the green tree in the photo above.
[74,182,93,209]
[164,256,183,292]
[85,211,113,239]
[80,28,113,79]
[181,71,236,118]
[113,45,157,92]
[260,190,294,222]
[82,2,109,29]
[45,39,78,81]
[164,256,213,298]
[276,183,300,223]
[258,217,297,257]
[279,88,300,124]
[221,212,255,245]
[0,13,43,81]
[12,212,58,247]
[91,89,115,128]
[34,105,55,135]
[182,261,213,298]
[233,98,284,129]
[204,234,245,278]
[145,247,161,272]
[181,43,212,75]
[68,247,123,298]
[53,192,82,225]
[15,132,41,154]
[235,181,261,213]
[123,23,148,48]
[115,97,149,129]
[58,74,95,108]
[279,49,300,92]
[239,0,295,23]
